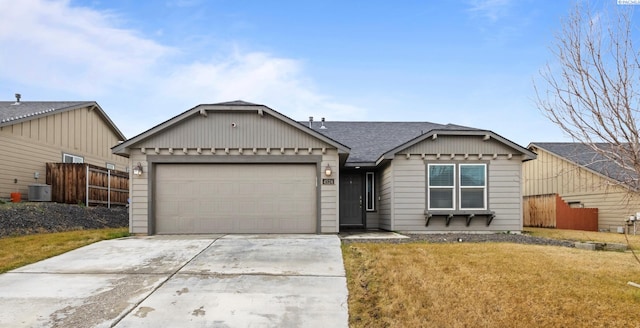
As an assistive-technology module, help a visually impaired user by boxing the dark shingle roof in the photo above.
[0,101,91,124]
[212,100,260,106]
[305,121,476,163]
[531,142,638,185]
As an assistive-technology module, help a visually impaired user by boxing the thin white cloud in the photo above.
[0,0,365,137]
[0,0,171,95]
[467,0,513,22]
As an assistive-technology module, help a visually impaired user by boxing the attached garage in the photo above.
[154,164,317,234]
[112,101,347,235]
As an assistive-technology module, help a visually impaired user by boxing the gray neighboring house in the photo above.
[113,101,535,235]
[524,142,640,231]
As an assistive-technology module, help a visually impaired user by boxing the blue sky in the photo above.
[0,0,615,145]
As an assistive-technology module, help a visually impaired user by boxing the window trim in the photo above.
[426,162,488,211]
[62,153,84,164]
[458,163,487,210]
[365,172,375,211]
[427,163,456,210]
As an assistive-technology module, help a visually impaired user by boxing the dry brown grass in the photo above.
[0,227,129,273]
[527,227,640,250]
[343,242,640,328]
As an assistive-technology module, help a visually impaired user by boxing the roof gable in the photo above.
[0,101,125,140]
[113,101,349,155]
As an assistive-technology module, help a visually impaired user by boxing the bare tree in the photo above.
[535,2,640,191]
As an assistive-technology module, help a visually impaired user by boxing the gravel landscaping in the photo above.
[0,202,128,237]
[341,231,575,247]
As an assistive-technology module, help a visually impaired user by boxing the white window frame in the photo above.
[427,163,456,210]
[458,164,487,210]
[365,172,375,211]
[63,153,84,163]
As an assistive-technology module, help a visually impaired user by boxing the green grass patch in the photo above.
[0,227,129,273]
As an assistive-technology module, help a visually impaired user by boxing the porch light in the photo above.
[325,164,332,177]
[133,162,144,176]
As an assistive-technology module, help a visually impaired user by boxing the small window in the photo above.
[106,163,116,170]
[365,172,375,211]
[428,164,455,210]
[63,153,84,163]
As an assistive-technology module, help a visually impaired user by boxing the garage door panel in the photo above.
[155,164,316,234]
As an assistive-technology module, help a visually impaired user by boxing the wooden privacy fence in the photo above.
[524,194,598,231]
[46,163,129,206]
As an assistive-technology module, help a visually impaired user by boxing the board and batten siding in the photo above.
[402,135,516,156]
[523,147,640,231]
[134,113,329,149]
[0,106,127,198]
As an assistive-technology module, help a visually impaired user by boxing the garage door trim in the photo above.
[146,155,324,234]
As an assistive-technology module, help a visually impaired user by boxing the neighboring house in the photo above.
[113,101,535,235]
[524,142,640,232]
[0,96,128,200]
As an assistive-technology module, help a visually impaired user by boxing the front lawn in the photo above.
[0,227,129,273]
[343,241,640,327]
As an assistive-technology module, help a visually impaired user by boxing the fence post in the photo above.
[85,164,89,206]
[108,169,111,209]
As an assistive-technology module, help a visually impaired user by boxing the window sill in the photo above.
[424,210,495,227]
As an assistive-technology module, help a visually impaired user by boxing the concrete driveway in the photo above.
[0,235,348,327]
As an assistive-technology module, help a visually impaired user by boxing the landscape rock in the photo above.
[0,202,127,238]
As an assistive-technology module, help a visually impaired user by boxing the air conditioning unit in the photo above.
[28,184,51,202]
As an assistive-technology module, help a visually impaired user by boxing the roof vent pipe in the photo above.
[14,93,21,105]
[309,116,313,128]
[320,117,327,129]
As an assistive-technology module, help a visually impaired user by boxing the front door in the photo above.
[340,173,364,227]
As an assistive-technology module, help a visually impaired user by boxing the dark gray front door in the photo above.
[340,173,364,227]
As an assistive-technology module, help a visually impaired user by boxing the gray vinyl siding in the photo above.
[133,112,331,149]
[0,107,128,198]
[365,212,380,229]
[402,135,516,156]
[486,158,523,231]
[523,147,640,231]
[379,163,393,230]
[388,153,524,233]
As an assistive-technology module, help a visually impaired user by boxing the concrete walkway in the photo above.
[0,235,348,327]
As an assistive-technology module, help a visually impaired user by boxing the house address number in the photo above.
[322,179,335,185]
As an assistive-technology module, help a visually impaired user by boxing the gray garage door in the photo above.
[154,164,317,234]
